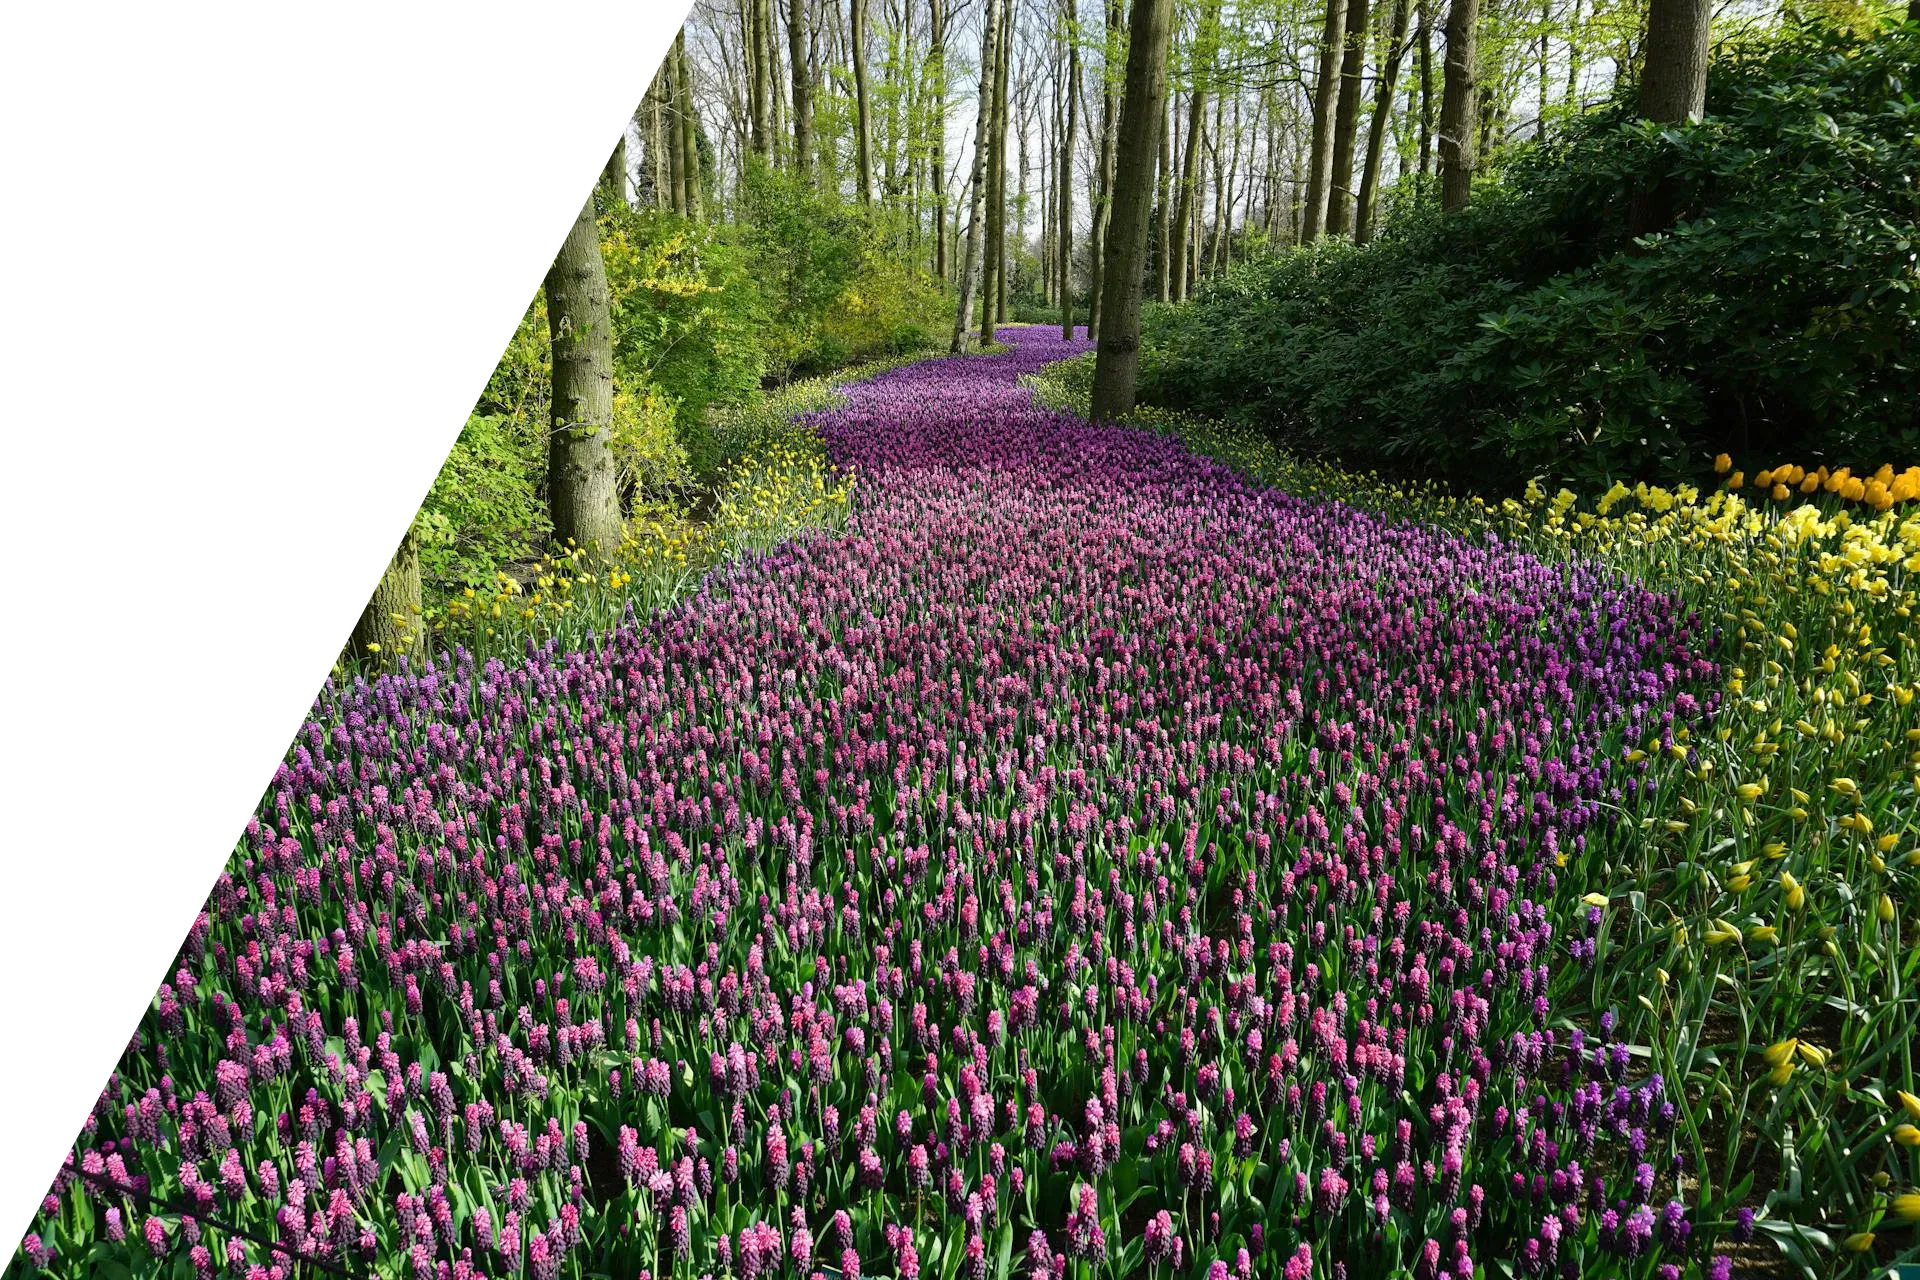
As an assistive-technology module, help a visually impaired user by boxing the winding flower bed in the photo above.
[16,328,1734,1280]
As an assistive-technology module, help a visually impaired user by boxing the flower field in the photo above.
[11,327,1918,1280]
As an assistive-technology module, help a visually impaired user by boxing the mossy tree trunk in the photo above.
[1088,0,1174,421]
[544,191,623,559]
[951,0,1002,352]
[348,525,425,670]
[1326,0,1372,237]
[1301,0,1349,238]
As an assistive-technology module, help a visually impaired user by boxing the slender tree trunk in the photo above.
[1566,0,1583,105]
[952,0,1003,351]
[668,43,689,214]
[1437,0,1479,211]
[852,0,875,201]
[931,0,949,277]
[1087,0,1126,340]
[544,190,622,557]
[1171,0,1217,297]
[1156,94,1172,299]
[1302,0,1349,239]
[1326,0,1372,237]
[752,0,775,156]
[601,131,628,211]
[995,0,1014,324]
[982,0,1011,341]
[1015,95,1031,314]
[1355,0,1410,241]
[1417,0,1434,177]
[1061,0,1081,337]
[649,77,669,207]
[790,0,815,177]
[1535,0,1550,139]
[348,525,425,669]
[1089,0,1174,419]
[677,33,704,219]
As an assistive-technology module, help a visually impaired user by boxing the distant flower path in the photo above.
[37,325,1718,1280]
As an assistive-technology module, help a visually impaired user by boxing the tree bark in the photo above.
[1437,0,1479,211]
[1301,0,1349,239]
[676,33,705,219]
[1355,0,1410,241]
[1087,0,1126,340]
[348,525,425,670]
[1417,0,1434,177]
[1171,0,1218,297]
[791,0,815,177]
[601,131,629,211]
[1326,0,1372,237]
[1061,0,1081,336]
[544,191,623,558]
[931,0,949,276]
[751,0,774,157]
[952,0,1003,351]
[852,0,876,201]
[668,41,689,214]
[1156,94,1172,299]
[1637,0,1711,124]
[981,0,1012,342]
[1088,0,1174,420]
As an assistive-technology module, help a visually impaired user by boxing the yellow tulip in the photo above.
[1897,1090,1920,1122]
[1769,1059,1796,1086]
[1796,1041,1827,1067]
[1714,453,1733,474]
[1878,893,1896,924]
[1841,1232,1876,1252]
[1780,870,1805,911]
[1893,1124,1920,1147]
[1895,1192,1920,1223]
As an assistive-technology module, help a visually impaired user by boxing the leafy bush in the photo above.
[1145,18,1920,491]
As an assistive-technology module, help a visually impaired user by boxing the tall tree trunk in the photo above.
[1535,0,1550,139]
[348,526,425,669]
[1437,0,1479,211]
[1015,95,1031,314]
[852,0,875,201]
[1355,0,1410,241]
[994,0,1014,325]
[982,0,1011,342]
[790,0,815,178]
[751,0,774,156]
[1156,94,1172,300]
[1417,0,1434,177]
[1326,0,1372,237]
[1565,0,1583,106]
[1089,0,1174,419]
[648,76,669,207]
[1301,0,1349,239]
[677,33,704,219]
[1637,0,1710,123]
[931,0,949,277]
[1629,0,1711,233]
[1061,0,1081,337]
[952,0,1003,351]
[668,42,689,214]
[1088,0,1126,340]
[1171,0,1217,297]
[544,191,622,557]
[601,131,628,211]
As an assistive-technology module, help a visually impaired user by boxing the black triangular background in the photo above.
[15,14,691,1228]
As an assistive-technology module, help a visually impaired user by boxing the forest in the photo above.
[8,0,1918,1276]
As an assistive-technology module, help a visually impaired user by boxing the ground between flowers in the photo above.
[19,326,1732,1280]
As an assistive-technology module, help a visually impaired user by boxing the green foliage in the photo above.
[1146,18,1920,491]
[732,159,953,378]
[414,411,551,591]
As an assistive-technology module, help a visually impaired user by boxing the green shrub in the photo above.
[1145,17,1920,491]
